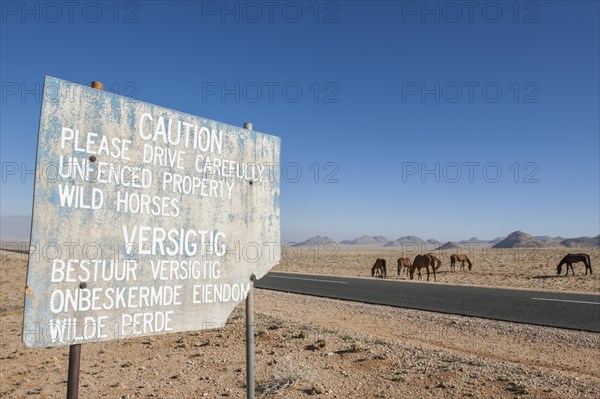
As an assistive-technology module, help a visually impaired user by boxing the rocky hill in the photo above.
[492,231,544,248]
[559,235,600,248]
[291,236,336,247]
[384,236,426,247]
[435,241,462,251]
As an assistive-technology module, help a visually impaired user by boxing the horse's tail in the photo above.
[430,255,441,270]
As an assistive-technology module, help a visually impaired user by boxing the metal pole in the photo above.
[246,274,256,398]
[67,344,81,399]
[243,121,255,399]
[66,80,103,399]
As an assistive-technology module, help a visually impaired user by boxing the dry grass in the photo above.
[274,246,600,293]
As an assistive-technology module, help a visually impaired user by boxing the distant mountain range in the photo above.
[492,231,600,249]
[291,231,600,248]
[558,236,599,247]
[340,235,389,245]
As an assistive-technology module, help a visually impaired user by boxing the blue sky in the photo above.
[1,1,598,242]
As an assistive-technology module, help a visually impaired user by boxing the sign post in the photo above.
[23,77,280,398]
[65,80,104,399]
[244,121,256,399]
[245,274,255,398]
[66,342,81,398]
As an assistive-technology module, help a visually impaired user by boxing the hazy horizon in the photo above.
[1,214,597,244]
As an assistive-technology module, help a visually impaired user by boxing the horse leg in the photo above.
[426,267,430,281]
[585,260,590,275]
[432,265,436,282]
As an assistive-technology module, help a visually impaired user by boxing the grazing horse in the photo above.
[397,257,411,276]
[557,253,592,276]
[410,254,436,282]
[450,254,472,272]
[372,258,387,278]
[428,254,442,271]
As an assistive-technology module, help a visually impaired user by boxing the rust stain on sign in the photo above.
[25,286,35,300]
[23,77,281,348]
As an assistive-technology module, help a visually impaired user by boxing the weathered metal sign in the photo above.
[23,76,280,348]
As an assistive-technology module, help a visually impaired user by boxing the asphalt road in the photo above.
[255,272,600,332]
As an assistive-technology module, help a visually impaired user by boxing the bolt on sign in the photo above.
[23,76,281,348]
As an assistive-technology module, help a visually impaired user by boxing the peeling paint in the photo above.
[23,77,281,348]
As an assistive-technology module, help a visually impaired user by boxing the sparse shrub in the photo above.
[294,330,308,339]
[305,339,326,351]
[350,342,369,353]
[505,382,528,394]
[258,359,313,396]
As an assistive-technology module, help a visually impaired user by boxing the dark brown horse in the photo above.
[397,257,411,276]
[372,258,387,278]
[450,254,472,272]
[409,254,436,281]
[557,253,592,276]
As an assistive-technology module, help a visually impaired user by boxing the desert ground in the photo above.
[274,246,600,294]
[1,249,599,398]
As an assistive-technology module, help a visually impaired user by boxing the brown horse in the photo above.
[372,258,387,278]
[450,254,472,272]
[409,254,436,281]
[428,254,442,271]
[397,257,411,276]
[557,253,592,276]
